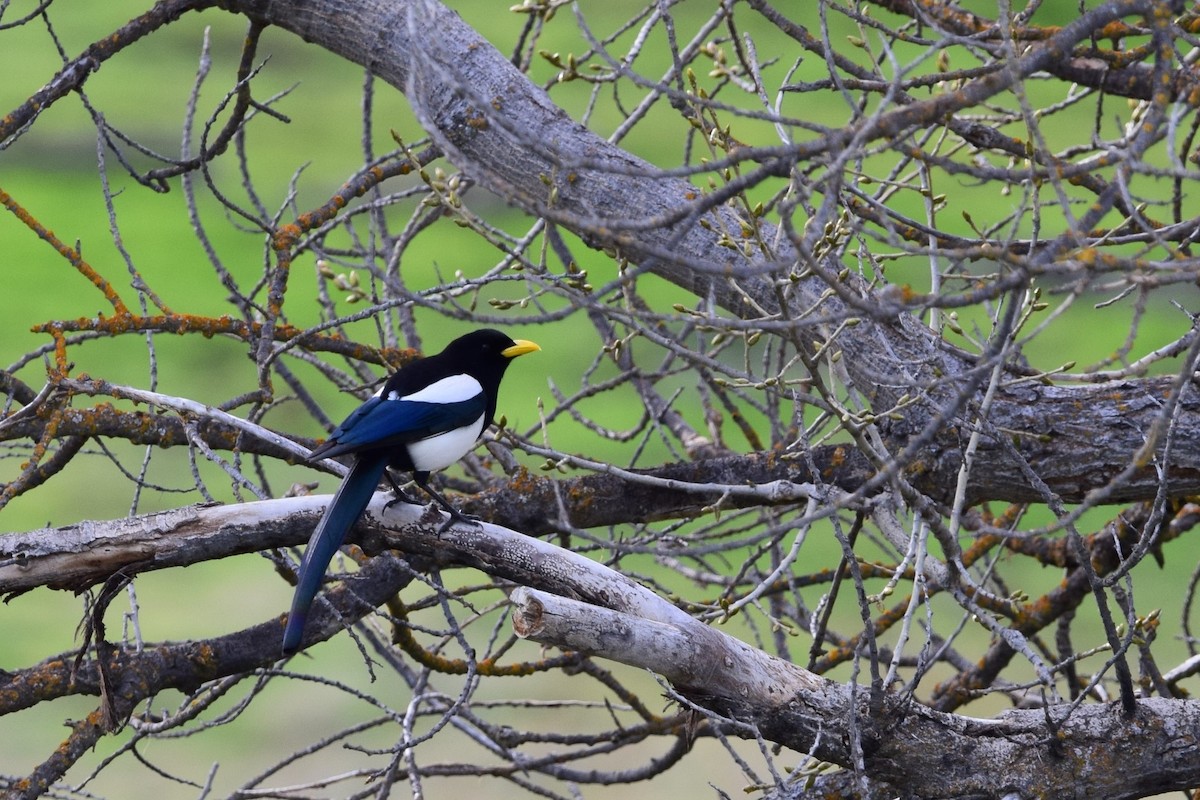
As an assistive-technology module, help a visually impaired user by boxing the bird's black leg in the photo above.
[382,470,420,511]
[412,471,482,534]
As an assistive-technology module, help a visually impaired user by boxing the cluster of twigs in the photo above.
[4,0,1200,798]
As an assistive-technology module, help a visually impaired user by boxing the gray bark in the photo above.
[8,497,1199,798]
[5,1,1193,798]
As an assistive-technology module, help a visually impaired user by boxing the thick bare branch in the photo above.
[219,0,1200,507]
[511,579,1200,799]
[5,1,1200,798]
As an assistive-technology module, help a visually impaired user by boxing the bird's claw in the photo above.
[383,490,420,512]
[436,508,482,536]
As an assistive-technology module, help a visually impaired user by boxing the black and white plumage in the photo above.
[282,329,540,654]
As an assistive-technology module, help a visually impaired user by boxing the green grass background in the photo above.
[2,2,1199,798]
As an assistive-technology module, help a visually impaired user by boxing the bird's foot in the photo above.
[413,477,482,535]
[383,489,421,512]
[436,507,482,536]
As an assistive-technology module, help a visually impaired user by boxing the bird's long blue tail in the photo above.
[282,453,389,655]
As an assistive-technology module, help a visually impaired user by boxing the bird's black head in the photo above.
[384,328,540,400]
[441,328,541,366]
[434,329,540,424]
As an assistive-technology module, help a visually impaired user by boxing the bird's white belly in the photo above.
[406,415,485,471]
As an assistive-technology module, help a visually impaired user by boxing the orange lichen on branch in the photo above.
[280,157,414,249]
[0,0,220,146]
[0,400,302,465]
[889,0,1058,40]
[263,159,417,366]
[38,322,71,376]
[1087,40,1155,69]
[0,657,72,711]
[387,596,581,676]
[271,223,303,252]
[0,186,129,316]
[808,533,1010,674]
[29,312,417,369]
[1095,20,1145,45]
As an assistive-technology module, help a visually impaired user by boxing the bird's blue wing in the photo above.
[282,452,389,654]
[320,394,486,456]
[312,374,488,460]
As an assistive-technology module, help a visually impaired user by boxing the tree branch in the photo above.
[0,452,857,595]
[511,586,1200,799]
[219,0,1200,508]
[3,477,1197,797]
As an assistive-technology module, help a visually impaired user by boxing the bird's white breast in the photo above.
[407,415,486,471]
[390,373,482,404]
[390,373,487,471]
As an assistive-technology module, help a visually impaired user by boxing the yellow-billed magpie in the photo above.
[282,329,540,654]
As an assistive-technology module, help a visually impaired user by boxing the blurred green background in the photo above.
[3,1,1199,798]
[0,5,790,796]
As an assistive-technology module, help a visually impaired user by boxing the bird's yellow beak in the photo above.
[502,339,541,358]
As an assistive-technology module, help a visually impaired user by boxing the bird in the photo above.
[282,328,541,655]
